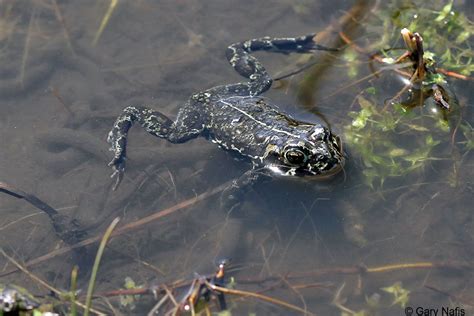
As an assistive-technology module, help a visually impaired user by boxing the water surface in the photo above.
[0,1,472,315]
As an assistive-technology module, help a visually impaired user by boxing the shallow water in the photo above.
[0,0,472,315]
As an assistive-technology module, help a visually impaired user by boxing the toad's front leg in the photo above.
[220,168,272,211]
[107,104,205,189]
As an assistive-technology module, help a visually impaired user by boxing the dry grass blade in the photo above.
[147,292,170,316]
[93,0,118,46]
[70,265,79,316]
[51,0,75,55]
[84,217,121,316]
[19,7,36,88]
[366,262,435,273]
[203,280,316,315]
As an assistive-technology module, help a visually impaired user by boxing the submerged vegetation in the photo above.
[340,0,472,189]
[387,0,473,76]
[344,93,448,188]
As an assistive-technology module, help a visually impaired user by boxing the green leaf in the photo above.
[351,108,372,129]
[404,123,429,132]
[366,87,377,95]
[435,120,450,133]
[455,30,471,44]
[425,134,440,146]
[460,123,474,150]
[440,49,452,63]
[435,1,453,22]
[124,277,137,289]
[402,147,431,166]
[381,282,410,308]
[389,148,409,157]
[424,51,436,60]
[392,290,410,308]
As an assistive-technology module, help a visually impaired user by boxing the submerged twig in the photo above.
[0,181,58,217]
[0,181,86,245]
[0,181,229,276]
[425,284,474,307]
[203,280,316,315]
[89,259,470,316]
[50,86,74,116]
[436,68,473,81]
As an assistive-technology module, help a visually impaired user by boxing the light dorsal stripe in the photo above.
[219,99,300,138]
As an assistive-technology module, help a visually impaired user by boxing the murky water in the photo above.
[0,0,472,315]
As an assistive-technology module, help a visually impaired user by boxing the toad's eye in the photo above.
[284,149,307,165]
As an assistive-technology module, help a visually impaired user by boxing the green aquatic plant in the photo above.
[381,282,410,308]
[376,0,473,75]
[119,277,143,310]
[460,123,474,152]
[335,281,413,316]
[344,93,447,189]
[341,0,473,189]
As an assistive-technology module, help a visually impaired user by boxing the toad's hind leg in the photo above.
[219,34,335,96]
[107,105,204,188]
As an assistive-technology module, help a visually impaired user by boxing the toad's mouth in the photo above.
[265,158,345,180]
[305,162,344,181]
